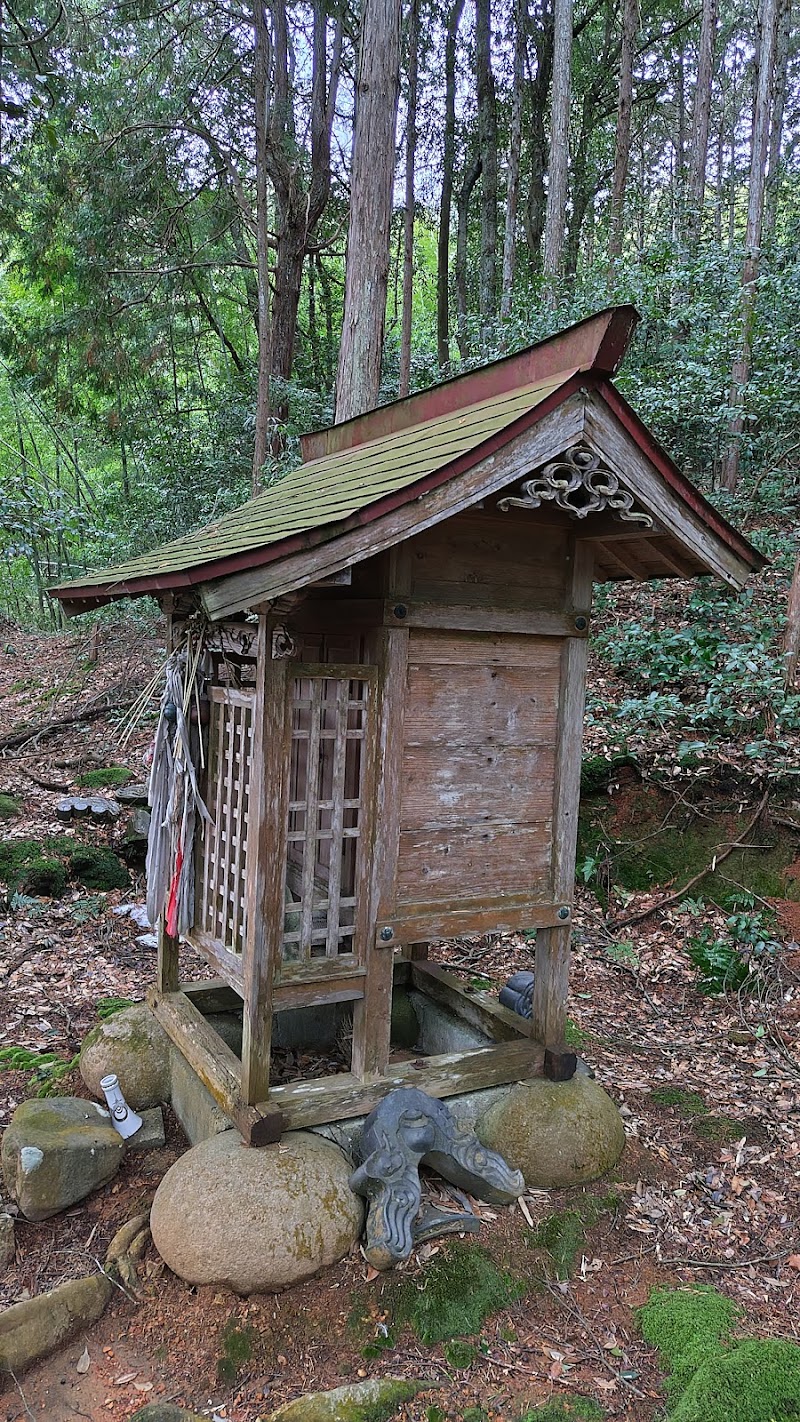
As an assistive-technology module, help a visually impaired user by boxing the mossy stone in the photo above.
[18,857,67,897]
[1,1097,125,1221]
[150,1129,364,1294]
[80,1002,171,1109]
[78,766,133,789]
[0,794,20,819]
[0,1273,113,1373]
[476,1076,625,1189]
[266,1379,428,1421]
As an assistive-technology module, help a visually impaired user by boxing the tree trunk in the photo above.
[523,5,555,279]
[476,0,498,327]
[543,0,573,304]
[685,0,717,248]
[335,0,402,423]
[436,0,465,371]
[764,0,791,235]
[500,0,524,322]
[251,0,271,491]
[721,0,779,492]
[607,0,638,263]
[455,154,482,361]
[399,0,419,398]
[784,549,800,687]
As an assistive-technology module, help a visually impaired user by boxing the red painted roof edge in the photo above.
[597,380,767,572]
[300,305,640,462]
[50,372,586,606]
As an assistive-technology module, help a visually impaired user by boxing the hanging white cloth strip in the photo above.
[146,634,211,937]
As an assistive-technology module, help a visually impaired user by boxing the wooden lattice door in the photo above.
[278,663,377,985]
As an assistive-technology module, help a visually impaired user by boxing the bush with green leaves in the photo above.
[687,903,780,995]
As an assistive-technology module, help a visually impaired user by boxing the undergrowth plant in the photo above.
[687,902,780,995]
[0,1045,80,1096]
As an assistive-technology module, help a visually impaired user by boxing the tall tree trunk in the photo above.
[764,0,791,234]
[685,0,717,248]
[399,0,419,398]
[335,0,402,423]
[476,0,498,327]
[607,0,638,264]
[721,0,779,492]
[436,0,465,371]
[251,0,271,491]
[543,0,573,305]
[455,155,482,361]
[500,0,525,322]
[523,4,555,278]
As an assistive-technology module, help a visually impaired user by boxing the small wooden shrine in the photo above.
[52,307,764,1145]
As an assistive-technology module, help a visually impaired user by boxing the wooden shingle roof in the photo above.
[51,306,765,615]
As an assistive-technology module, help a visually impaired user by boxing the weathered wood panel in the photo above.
[400,742,554,828]
[408,511,568,610]
[403,661,559,748]
[397,824,552,899]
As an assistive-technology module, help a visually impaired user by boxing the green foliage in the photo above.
[216,1322,254,1382]
[687,905,779,996]
[78,766,133,789]
[638,1285,800,1421]
[517,1399,605,1421]
[67,846,130,891]
[462,1409,490,1422]
[395,1244,525,1344]
[0,794,20,818]
[68,895,105,924]
[564,1019,588,1049]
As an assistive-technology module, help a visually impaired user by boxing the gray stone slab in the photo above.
[126,1107,166,1153]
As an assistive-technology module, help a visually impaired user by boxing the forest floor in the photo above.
[0,619,798,1422]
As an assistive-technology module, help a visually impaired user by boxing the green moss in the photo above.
[68,846,130,891]
[693,1114,743,1144]
[217,1322,254,1382]
[580,753,638,797]
[0,794,20,818]
[517,1399,605,1421]
[638,1285,800,1421]
[78,765,134,789]
[19,857,68,897]
[394,1243,525,1345]
[442,1339,477,1369]
[462,1410,490,1422]
[530,1210,586,1281]
[564,1018,589,1049]
[651,1087,707,1117]
[272,1381,425,1422]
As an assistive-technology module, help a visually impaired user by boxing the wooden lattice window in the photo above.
[283,670,371,965]
[198,686,254,956]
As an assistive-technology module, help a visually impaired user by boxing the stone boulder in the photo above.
[267,1379,429,1421]
[476,1075,625,1189]
[0,1273,112,1372]
[150,1129,363,1295]
[80,1003,171,1110]
[2,1098,125,1221]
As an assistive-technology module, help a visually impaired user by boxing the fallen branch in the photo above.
[610,791,771,930]
[659,1244,797,1271]
[0,687,136,752]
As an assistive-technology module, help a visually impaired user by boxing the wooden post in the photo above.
[351,548,410,1079]
[239,614,289,1107]
[531,538,594,1051]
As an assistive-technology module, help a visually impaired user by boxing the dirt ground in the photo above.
[0,621,799,1422]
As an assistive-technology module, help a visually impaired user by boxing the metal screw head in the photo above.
[557,906,570,921]
[379,926,394,942]
[393,604,408,620]
[574,615,588,631]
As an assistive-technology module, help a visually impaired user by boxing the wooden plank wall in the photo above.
[395,512,568,919]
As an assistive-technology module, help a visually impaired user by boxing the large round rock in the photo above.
[150,1129,363,1294]
[80,1003,170,1110]
[476,1075,625,1189]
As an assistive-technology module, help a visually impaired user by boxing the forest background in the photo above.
[2,0,800,784]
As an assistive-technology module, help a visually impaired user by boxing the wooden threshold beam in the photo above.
[410,960,532,1043]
